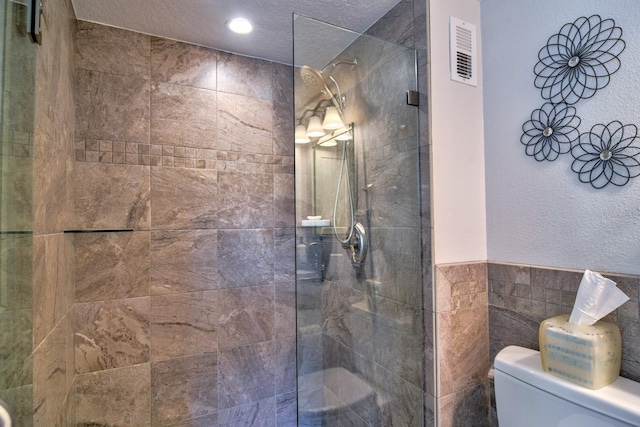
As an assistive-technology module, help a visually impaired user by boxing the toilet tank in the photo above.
[494,346,640,427]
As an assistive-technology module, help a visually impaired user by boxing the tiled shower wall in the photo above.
[31,0,77,424]
[71,22,295,426]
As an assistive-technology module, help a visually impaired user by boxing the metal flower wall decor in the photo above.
[521,14,640,189]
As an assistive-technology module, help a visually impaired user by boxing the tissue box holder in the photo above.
[539,314,621,389]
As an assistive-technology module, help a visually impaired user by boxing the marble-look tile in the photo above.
[0,309,32,389]
[217,229,274,288]
[75,231,150,302]
[438,305,489,397]
[150,230,218,294]
[0,385,33,427]
[275,281,295,338]
[163,412,219,427]
[151,353,218,425]
[33,234,73,345]
[76,21,150,77]
[274,228,294,283]
[422,228,434,312]
[150,167,217,229]
[218,286,274,348]
[33,317,69,427]
[424,392,436,427]
[150,81,217,148]
[75,297,150,373]
[276,337,296,395]
[530,266,583,291]
[34,129,67,234]
[619,316,640,382]
[150,291,218,361]
[151,37,217,90]
[218,397,275,427]
[424,310,436,396]
[365,0,415,48]
[1,234,33,311]
[272,63,294,157]
[218,341,275,409]
[72,162,150,230]
[276,391,297,427]
[75,68,150,143]
[1,156,33,232]
[216,92,273,155]
[274,173,294,228]
[438,383,491,427]
[217,171,274,228]
[217,52,273,100]
[488,306,540,365]
[368,226,422,307]
[75,364,151,427]
[419,146,432,226]
[487,263,530,285]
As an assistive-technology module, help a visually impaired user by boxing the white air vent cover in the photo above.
[449,17,477,87]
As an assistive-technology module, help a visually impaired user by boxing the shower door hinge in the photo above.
[27,0,42,45]
[406,90,419,106]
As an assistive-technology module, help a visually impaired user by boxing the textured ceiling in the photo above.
[70,0,401,65]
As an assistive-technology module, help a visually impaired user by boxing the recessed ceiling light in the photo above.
[227,18,253,35]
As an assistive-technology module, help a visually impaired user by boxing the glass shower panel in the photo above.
[294,15,422,426]
[0,0,36,424]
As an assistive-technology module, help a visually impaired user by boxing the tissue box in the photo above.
[539,314,622,389]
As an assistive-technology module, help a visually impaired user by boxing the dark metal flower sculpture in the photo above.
[521,102,581,161]
[571,121,640,188]
[534,15,625,105]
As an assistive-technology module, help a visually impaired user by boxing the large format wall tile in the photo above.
[33,234,70,346]
[150,230,218,294]
[75,231,150,302]
[275,281,295,338]
[218,341,275,409]
[72,162,151,230]
[274,173,294,229]
[75,68,150,143]
[216,92,273,155]
[75,364,151,426]
[33,316,69,427]
[150,82,217,148]
[218,397,275,427]
[438,383,490,427]
[217,229,274,288]
[75,297,150,373]
[34,129,67,233]
[150,291,218,361]
[1,234,34,311]
[217,52,273,100]
[217,171,273,228]
[218,286,274,348]
[0,309,32,390]
[272,63,294,158]
[151,38,217,90]
[151,353,218,425]
[76,21,150,77]
[438,305,489,397]
[150,167,217,230]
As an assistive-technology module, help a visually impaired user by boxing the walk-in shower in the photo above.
[294,14,423,426]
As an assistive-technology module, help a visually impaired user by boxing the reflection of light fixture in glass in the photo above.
[333,126,352,141]
[306,114,326,138]
[295,124,310,144]
[322,106,344,130]
[318,139,337,147]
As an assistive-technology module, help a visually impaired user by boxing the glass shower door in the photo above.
[294,15,423,426]
[0,0,36,425]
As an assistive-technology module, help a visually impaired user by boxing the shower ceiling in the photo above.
[70,0,401,65]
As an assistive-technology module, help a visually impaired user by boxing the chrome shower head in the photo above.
[300,65,331,93]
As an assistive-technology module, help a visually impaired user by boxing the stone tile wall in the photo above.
[71,21,295,426]
[30,0,78,425]
[488,262,640,381]
[432,261,640,427]
[434,263,490,427]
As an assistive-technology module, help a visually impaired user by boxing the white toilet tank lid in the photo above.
[495,346,640,426]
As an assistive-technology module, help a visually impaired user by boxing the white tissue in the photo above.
[569,269,630,326]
